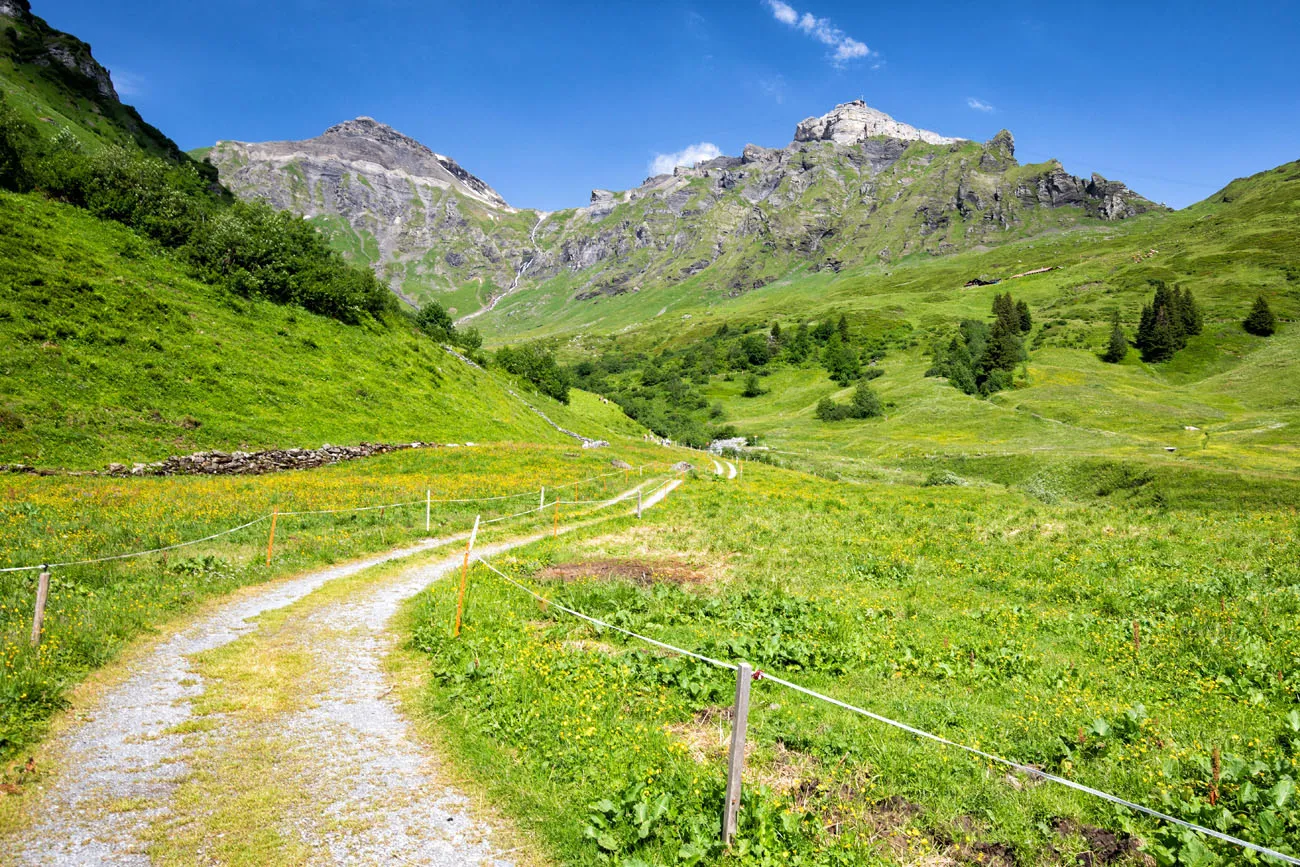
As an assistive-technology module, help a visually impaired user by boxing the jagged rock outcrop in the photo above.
[795,99,963,146]
[2,1,115,99]
[205,100,1162,321]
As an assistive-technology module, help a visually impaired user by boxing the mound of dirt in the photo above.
[537,559,708,586]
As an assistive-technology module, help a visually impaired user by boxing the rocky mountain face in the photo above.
[201,101,1161,318]
[1,0,199,167]
[205,118,536,310]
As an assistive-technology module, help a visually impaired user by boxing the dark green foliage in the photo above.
[741,373,765,398]
[736,333,771,368]
[0,92,36,192]
[185,201,393,324]
[496,343,571,404]
[1134,281,1201,362]
[1244,294,1277,336]
[836,314,850,341]
[1015,299,1033,333]
[811,318,835,342]
[413,299,480,350]
[769,321,782,341]
[928,300,1025,397]
[822,333,859,385]
[784,322,812,362]
[815,381,882,422]
[1102,313,1129,363]
[0,91,393,325]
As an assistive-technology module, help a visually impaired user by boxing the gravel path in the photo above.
[3,480,679,865]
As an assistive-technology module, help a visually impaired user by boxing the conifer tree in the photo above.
[1177,287,1203,336]
[837,314,850,341]
[1142,306,1178,362]
[1243,294,1277,336]
[1015,299,1033,333]
[770,321,782,342]
[1102,312,1128,363]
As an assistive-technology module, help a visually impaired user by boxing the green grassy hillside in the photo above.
[0,191,642,468]
[516,161,1299,479]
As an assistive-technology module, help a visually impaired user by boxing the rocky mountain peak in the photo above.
[321,116,432,156]
[794,99,962,146]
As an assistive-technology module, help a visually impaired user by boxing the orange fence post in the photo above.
[266,508,278,566]
[453,515,481,637]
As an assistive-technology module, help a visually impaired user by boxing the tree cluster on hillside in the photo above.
[496,343,571,404]
[1134,281,1202,362]
[815,381,882,422]
[0,92,395,325]
[1243,294,1277,337]
[414,300,482,352]
[568,315,906,447]
[926,292,1031,395]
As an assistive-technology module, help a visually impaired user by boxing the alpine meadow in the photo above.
[0,2,1297,865]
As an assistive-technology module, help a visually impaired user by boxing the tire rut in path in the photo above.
[4,480,679,865]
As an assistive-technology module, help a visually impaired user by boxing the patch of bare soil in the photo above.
[538,558,709,586]
[1054,818,1150,865]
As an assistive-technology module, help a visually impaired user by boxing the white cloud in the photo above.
[764,2,874,67]
[967,97,996,112]
[649,142,723,176]
[766,0,798,25]
[110,68,145,97]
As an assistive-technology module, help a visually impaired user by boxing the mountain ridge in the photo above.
[201,103,1161,319]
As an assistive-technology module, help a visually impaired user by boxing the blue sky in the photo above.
[35,0,1300,210]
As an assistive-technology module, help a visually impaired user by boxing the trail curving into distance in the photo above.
[456,212,548,326]
[2,479,678,865]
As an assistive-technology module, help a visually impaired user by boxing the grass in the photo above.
[403,461,1300,865]
[0,191,644,468]
[0,441,670,763]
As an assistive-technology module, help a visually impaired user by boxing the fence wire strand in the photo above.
[475,553,1298,866]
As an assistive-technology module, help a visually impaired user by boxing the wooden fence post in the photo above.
[266,508,278,566]
[722,662,752,846]
[637,489,643,519]
[553,500,559,537]
[453,515,481,637]
[426,489,431,533]
[540,486,545,510]
[30,569,50,648]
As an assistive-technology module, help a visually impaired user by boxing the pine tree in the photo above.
[992,293,1017,330]
[1015,299,1033,333]
[1136,303,1156,356]
[1151,282,1186,349]
[1102,313,1128,363]
[1141,307,1178,362]
[812,318,836,342]
[981,317,1024,374]
[1243,295,1277,336]
[1177,287,1203,336]
[837,314,850,341]
[770,321,782,342]
[823,334,859,384]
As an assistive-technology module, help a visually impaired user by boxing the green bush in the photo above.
[497,342,571,404]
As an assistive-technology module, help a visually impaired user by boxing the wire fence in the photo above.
[472,553,1300,866]
[0,462,671,574]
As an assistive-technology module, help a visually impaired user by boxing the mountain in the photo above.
[199,100,1160,322]
[202,118,540,313]
[0,5,639,467]
[0,0,211,174]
